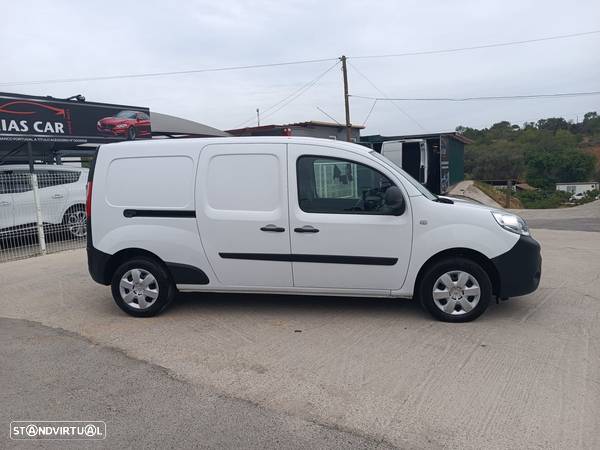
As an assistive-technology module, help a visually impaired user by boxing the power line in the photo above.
[2,30,598,88]
[316,106,342,125]
[362,99,378,126]
[348,61,427,131]
[252,61,340,124]
[233,61,340,128]
[350,29,600,60]
[349,91,600,101]
[0,57,339,87]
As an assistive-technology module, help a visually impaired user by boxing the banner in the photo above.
[0,92,151,143]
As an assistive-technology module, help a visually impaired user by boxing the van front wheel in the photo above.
[419,257,492,322]
[111,258,175,317]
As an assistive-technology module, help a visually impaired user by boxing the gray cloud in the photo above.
[2,0,599,135]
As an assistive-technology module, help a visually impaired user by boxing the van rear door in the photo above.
[195,143,293,287]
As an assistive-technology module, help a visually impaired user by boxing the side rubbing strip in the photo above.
[219,253,397,266]
[123,209,196,218]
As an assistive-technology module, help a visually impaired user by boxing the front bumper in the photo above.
[491,235,542,298]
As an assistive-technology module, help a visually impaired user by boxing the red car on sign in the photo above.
[97,110,151,140]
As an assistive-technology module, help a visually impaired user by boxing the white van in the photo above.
[381,139,428,184]
[86,137,541,322]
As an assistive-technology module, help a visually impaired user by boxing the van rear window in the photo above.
[105,156,193,208]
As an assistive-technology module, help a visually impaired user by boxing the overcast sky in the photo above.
[2,0,599,135]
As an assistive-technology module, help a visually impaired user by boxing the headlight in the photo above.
[114,123,128,129]
[492,211,530,236]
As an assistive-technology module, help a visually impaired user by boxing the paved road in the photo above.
[1,228,599,449]
[1,318,393,449]
[448,180,502,208]
[513,200,600,232]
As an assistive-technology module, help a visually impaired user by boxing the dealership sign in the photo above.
[0,92,151,143]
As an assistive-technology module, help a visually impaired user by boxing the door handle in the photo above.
[260,224,285,232]
[0,201,10,206]
[294,225,319,233]
[52,194,64,199]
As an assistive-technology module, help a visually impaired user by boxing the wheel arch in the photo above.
[104,248,170,284]
[62,202,86,217]
[414,247,500,298]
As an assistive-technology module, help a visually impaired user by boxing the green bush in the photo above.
[515,189,571,209]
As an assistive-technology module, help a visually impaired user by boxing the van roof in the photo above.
[100,136,373,156]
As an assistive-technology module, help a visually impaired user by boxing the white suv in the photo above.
[0,164,88,239]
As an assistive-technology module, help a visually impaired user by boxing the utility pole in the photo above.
[505,179,512,208]
[256,108,260,126]
[340,55,352,142]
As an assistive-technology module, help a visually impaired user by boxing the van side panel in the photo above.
[105,156,194,208]
[91,141,217,284]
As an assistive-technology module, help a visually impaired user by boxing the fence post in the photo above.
[27,143,46,255]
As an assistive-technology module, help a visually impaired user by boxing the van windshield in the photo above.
[369,150,438,201]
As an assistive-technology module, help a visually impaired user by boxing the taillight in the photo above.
[86,181,93,219]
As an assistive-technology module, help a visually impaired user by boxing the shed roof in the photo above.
[151,112,230,137]
[361,132,473,145]
[227,120,364,135]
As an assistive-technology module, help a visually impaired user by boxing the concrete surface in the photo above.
[512,200,600,232]
[1,318,392,449]
[448,180,502,208]
[1,228,599,449]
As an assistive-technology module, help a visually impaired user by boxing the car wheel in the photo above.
[419,257,492,322]
[62,205,87,239]
[111,257,175,317]
[127,127,136,140]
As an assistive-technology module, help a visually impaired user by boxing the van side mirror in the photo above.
[384,186,405,216]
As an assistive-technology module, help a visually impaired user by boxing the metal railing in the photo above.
[0,166,87,263]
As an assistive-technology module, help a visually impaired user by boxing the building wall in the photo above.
[447,138,464,186]
[556,182,599,195]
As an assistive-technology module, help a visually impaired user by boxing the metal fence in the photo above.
[0,166,88,263]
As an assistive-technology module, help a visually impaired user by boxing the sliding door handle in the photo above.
[294,225,319,233]
[260,224,285,232]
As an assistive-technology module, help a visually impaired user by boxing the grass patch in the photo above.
[514,189,571,209]
[473,181,523,208]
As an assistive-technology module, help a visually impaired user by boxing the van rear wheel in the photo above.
[111,257,175,317]
[419,257,491,322]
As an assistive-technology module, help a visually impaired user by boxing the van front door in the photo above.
[195,143,293,287]
[288,144,412,291]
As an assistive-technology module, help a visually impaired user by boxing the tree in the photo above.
[536,117,570,133]
[459,112,600,187]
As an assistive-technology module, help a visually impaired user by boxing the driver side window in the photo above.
[297,156,396,214]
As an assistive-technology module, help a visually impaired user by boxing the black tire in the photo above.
[111,257,175,317]
[127,127,136,140]
[419,257,492,323]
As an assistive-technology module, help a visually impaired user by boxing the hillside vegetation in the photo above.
[458,112,600,207]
